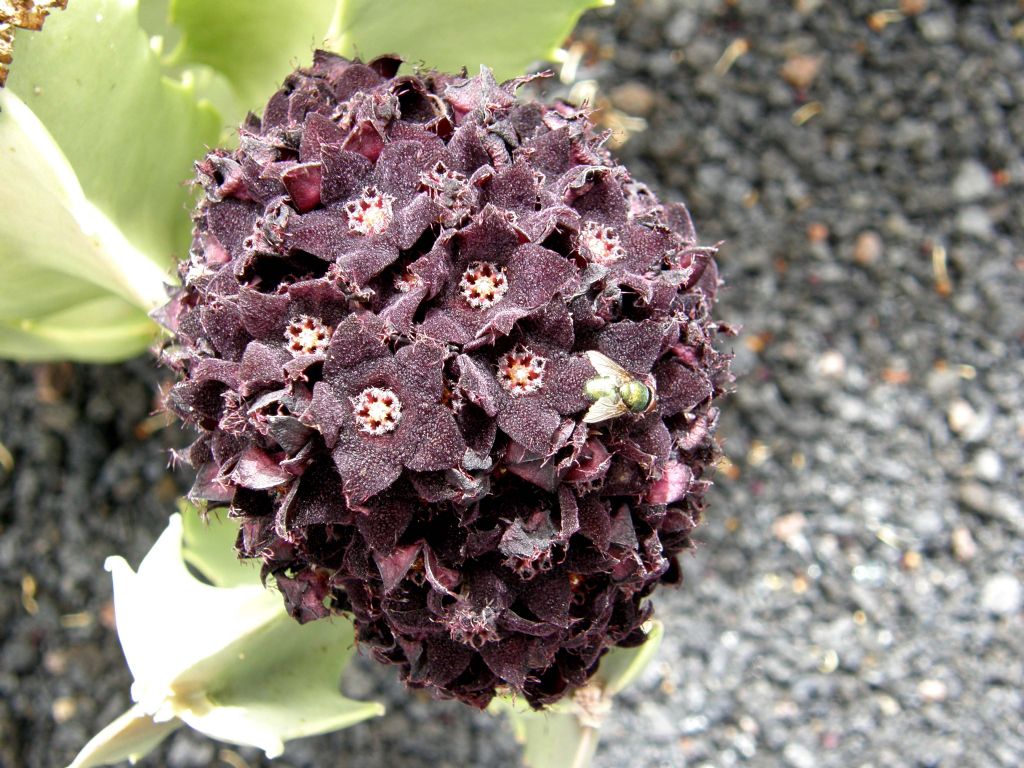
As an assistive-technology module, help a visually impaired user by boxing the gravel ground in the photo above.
[2,1,1023,767]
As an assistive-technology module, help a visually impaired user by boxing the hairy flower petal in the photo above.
[163,52,731,710]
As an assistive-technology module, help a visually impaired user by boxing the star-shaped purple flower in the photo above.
[302,312,466,504]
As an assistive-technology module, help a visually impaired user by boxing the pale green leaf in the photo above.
[105,516,286,709]
[492,620,663,768]
[82,513,382,766]
[0,260,107,323]
[594,619,664,697]
[0,294,157,363]
[0,0,221,363]
[490,698,598,768]
[67,705,182,768]
[181,611,383,757]
[329,0,613,82]
[167,0,335,113]
[0,89,171,313]
[6,0,221,263]
[179,501,258,589]
[137,0,180,53]
[518,712,597,768]
[0,103,160,364]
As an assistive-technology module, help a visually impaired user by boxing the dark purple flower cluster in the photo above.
[160,52,732,708]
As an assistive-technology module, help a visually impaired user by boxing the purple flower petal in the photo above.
[281,162,323,212]
[163,51,730,710]
[228,446,292,490]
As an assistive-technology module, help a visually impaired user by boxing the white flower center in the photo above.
[394,269,421,293]
[498,347,547,396]
[345,187,395,236]
[352,387,403,435]
[459,261,508,309]
[448,604,499,649]
[285,315,331,356]
[577,221,625,265]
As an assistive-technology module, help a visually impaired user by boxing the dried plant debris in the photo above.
[0,0,68,87]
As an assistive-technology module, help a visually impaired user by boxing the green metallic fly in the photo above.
[582,351,657,423]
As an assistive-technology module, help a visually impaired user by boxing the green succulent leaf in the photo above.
[68,705,183,768]
[1,0,221,362]
[492,620,662,768]
[166,0,610,121]
[68,512,382,767]
[179,602,383,756]
[329,0,610,81]
[5,0,221,262]
[593,619,664,697]
[167,0,336,115]
[0,88,161,361]
[0,88,171,301]
[0,92,154,364]
[0,293,157,363]
[494,697,598,768]
[179,501,257,589]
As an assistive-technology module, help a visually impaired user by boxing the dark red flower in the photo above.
[161,52,732,709]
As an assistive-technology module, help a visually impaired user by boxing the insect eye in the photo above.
[619,381,651,412]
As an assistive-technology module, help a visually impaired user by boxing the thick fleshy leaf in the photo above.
[1,0,220,362]
[106,515,293,714]
[491,620,663,768]
[73,513,383,766]
[0,89,170,311]
[0,0,68,88]
[66,705,182,768]
[0,293,156,363]
[329,0,613,82]
[168,0,335,110]
[491,696,597,768]
[593,619,663,697]
[179,502,257,589]
[6,0,221,262]
[175,605,384,758]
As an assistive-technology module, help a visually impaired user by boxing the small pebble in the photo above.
[51,697,77,724]
[900,0,929,14]
[918,11,954,42]
[917,679,948,703]
[807,222,829,243]
[951,526,977,562]
[877,694,902,716]
[794,0,823,13]
[42,650,68,675]
[816,350,846,378]
[853,230,884,265]
[981,574,1022,616]
[772,511,807,543]
[952,160,993,202]
[665,10,698,46]
[956,206,995,239]
[780,55,823,90]
[971,449,1002,482]
[958,482,992,515]
[947,399,977,435]
[784,743,817,768]
[638,702,677,741]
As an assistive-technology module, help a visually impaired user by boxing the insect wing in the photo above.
[583,396,630,424]
[584,351,632,385]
